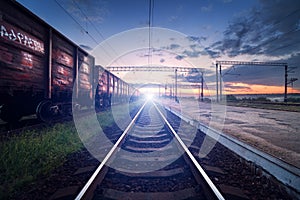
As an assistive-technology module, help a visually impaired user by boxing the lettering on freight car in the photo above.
[0,24,44,53]
[80,64,89,74]
[52,49,73,67]
[57,66,71,77]
[21,51,33,68]
[53,78,69,86]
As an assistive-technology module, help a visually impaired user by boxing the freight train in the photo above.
[0,0,139,122]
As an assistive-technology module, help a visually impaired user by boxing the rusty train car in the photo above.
[94,65,139,111]
[0,1,138,122]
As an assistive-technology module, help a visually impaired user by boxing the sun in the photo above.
[146,93,154,100]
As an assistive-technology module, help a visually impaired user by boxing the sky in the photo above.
[16,0,300,96]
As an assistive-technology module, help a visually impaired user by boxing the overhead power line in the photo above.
[148,0,154,67]
[72,0,106,41]
[54,0,98,44]
[107,66,204,72]
[55,0,127,66]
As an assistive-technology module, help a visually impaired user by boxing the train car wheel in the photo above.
[36,100,55,122]
[0,104,22,123]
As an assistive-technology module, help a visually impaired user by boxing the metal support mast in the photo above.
[219,64,222,102]
[175,68,178,102]
[216,61,288,103]
[284,65,288,103]
[201,71,204,102]
[216,63,219,102]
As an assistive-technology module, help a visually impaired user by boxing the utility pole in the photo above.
[158,84,160,98]
[216,63,219,102]
[284,65,288,103]
[175,68,178,102]
[199,71,204,102]
[219,64,222,102]
[165,84,167,97]
[216,61,288,104]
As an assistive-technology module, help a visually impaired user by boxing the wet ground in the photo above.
[159,98,300,169]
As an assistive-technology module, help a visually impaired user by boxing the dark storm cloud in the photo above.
[162,35,207,59]
[207,0,300,58]
[185,74,202,83]
[222,66,285,86]
[186,36,207,43]
[177,69,204,83]
[204,47,220,58]
[224,83,252,92]
[175,55,185,60]
[182,50,202,58]
[168,44,181,50]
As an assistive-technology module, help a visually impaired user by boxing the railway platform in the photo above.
[159,98,300,169]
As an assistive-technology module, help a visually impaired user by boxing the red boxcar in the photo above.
[0,1,139,122]
[0,1,94,122]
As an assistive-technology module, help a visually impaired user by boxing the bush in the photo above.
[287,97,300,103]
[255,97,271,102]
[226,94,238,102]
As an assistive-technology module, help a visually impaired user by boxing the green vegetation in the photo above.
[0,122,82,199]
[0,101,142,199]
[286,97,300,103]
[225,94,300,112]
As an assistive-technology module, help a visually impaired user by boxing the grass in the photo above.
[224,95,300,112]
[0,122,83,199]
[0,101,143,199]
[225,101,300,112]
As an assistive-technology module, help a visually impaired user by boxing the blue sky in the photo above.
[16,0,258,49]
[16,0,300,94]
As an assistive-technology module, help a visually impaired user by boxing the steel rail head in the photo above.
[75,100,148,200]
[152,102,225,200]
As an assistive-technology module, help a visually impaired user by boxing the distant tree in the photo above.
[287,98,300,103]
[255,97,271,102]
[226,94,238,102]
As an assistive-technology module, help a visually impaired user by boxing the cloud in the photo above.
[207,0,300,58]
[175,55,185,60]
[222,66,285,86]
[182,50,202,58]
[199,0,300,91]
[63,0,109,24]
[203,47,220,58]
[169,44,181,50]
[168,15,178,22]
[201,4,212,12]
[163,36,207,59]
[224,83,251,92]
[186,36,207,43]
[79,44,93,51]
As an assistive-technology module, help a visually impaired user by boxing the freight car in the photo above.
[0,1,138,122]
[94,65,139,111]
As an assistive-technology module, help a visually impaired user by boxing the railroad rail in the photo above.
[164,104,300,198]
[75,100,225,200]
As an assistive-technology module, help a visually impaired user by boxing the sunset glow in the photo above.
[224,82,300,95]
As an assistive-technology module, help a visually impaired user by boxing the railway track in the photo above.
[75,100,224,200]
[15,99,294,199]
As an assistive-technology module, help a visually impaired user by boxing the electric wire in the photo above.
[54,0,98,44]
[55,0,125,67]
[148,0,154,68]
[71,0,126,66]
